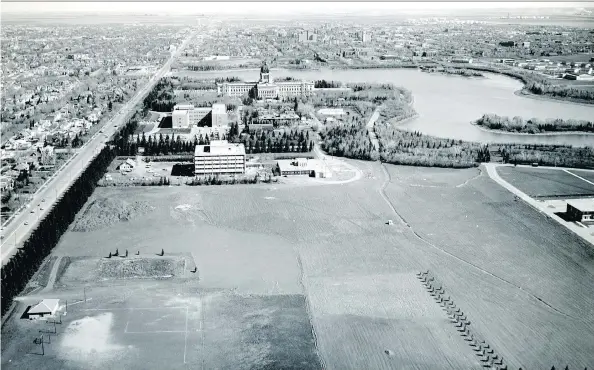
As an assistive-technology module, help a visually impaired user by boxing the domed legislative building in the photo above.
[217,61,314,100]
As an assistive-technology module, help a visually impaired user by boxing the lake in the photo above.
[176,68,594,147]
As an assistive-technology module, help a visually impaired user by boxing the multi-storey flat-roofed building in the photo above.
[211,103,228,127]
[217,62,314,99]
[172,104,226,128]
[194,140,246,176]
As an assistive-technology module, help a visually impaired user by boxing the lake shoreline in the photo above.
[513,89,594,107]
[470,120,594,136]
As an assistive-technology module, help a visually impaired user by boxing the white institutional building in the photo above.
[194,140,246,176]
[217,62,314,100]
[172,103,228,129]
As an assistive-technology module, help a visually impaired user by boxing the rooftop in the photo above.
[567,199,594,212]
[29,299,60,315]
[277,158,327,173]
[195,140,246,156]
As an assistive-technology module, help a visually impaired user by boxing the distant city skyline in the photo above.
[2,1,593,15]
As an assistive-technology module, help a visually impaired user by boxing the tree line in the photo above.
[320,122,378,160]
[143,78,175,112]
[186,174,273,186]
[320,112,490,168]
[184,64,251,71]
[476,114,594,134]
[1,113,141,316]
[450,65,594,103]
[422,67,484,77]
[500,144,594,168]
[376,127,490,168]
[233,126,314,154]
[314,80,342,88]
[524,81,594,102]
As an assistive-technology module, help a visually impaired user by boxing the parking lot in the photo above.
[103,159,186,186]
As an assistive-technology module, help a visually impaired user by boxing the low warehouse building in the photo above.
[566,200,594,222]
[276,158,332,178]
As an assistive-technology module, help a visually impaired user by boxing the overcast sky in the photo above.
[2,2,592,15]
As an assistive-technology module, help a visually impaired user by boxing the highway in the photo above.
[0,29,196,266]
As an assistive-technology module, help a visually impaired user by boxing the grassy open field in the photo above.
[497,166,594,198]
[382,164,594,368]
[2,158,594,369]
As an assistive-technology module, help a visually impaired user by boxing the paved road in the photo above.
[366,107,381,151]
[0,30,196,266]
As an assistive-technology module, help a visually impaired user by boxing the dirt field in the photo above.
[497,166,594,198]
[3,158,594,369]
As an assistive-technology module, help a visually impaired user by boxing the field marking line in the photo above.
[68,298,92,307]
[124,308,133,333]
[83,306,187,311]
[563,169,594,187]
[125,330,186,334]
[184,306,189,364]
[200,296,205,370]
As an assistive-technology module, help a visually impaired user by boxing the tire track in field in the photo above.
[296,254,327,370]
[455,167,484,188]
[379,162,578,321]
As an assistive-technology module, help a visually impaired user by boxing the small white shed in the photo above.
[28,299,60,319]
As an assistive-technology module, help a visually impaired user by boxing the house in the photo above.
[40,145,56,167]
[0,175,15,191]
[14,162,30,172]
[117,158,136,172]
[27,299,60,319]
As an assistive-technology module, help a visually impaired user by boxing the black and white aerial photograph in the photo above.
[1,1,593,369]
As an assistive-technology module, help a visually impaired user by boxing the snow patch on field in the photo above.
[58,313,126,364]
[175,204,193,211]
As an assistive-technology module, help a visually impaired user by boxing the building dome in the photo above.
[260,62,270,74]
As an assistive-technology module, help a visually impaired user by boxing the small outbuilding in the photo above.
[27,299,60,319]
[117,158,136,172]
[276,158,332,178]
[566,199,594,222]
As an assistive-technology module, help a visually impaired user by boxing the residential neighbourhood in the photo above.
[1,22,193,222]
